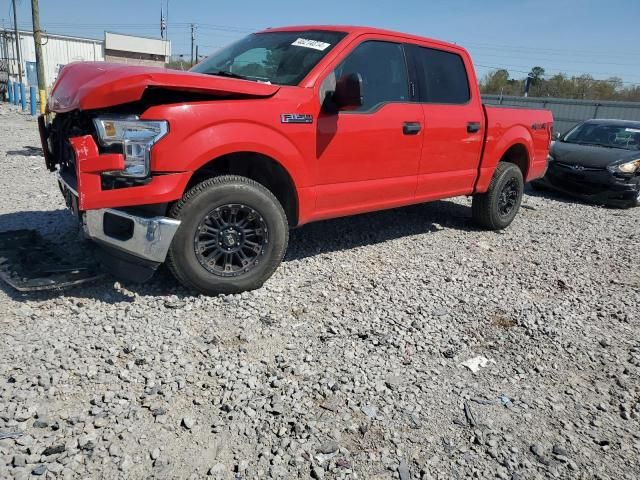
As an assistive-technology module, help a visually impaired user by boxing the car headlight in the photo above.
[607,159,640,174]
[93,117,168,178]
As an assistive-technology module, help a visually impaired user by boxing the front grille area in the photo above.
[48,111,98,179]
[554,161,604,172]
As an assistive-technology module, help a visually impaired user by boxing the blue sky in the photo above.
[4,0,640,85]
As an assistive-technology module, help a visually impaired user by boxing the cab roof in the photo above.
[259,25,464,52]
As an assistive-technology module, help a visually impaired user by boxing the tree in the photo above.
[479,66,640,101]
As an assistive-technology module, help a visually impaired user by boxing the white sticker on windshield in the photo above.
[291,38,331,51]
[625,128,640,133]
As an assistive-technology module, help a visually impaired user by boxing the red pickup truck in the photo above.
[39,26,553,295]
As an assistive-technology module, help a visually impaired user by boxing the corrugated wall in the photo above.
[483,95,640,134]
[1,30,104,89]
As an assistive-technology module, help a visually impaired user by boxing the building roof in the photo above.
[0,27,102,43]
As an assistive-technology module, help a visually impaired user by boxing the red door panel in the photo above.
[416,103,483,200]
[315,103,423,215]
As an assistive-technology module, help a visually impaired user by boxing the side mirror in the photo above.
[332,73,363,110]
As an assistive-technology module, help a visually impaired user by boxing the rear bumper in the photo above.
[83,208,180,263]
[537,163,640,206]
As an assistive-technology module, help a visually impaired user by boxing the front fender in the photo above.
[148,109,312,190]
[476,124,534,193]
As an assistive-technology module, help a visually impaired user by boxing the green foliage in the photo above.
[480,68,640,101]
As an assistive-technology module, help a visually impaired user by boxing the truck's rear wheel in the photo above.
[167,175,289,295]
[472,162,524,230]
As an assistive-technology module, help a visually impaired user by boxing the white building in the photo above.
[0,29,170,89]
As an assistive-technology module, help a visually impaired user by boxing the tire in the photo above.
[166,175,289,295]
[629,188,640,208]
[472,162,524,230]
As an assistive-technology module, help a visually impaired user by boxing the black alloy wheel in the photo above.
[194,204,268,277]
[498,178,520,217]
[167,175,289,295]
[472,162,524,230]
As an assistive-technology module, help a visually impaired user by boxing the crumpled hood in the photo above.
[48,62,280,112]
[551,141,640,168]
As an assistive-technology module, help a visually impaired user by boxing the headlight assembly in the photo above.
[94,117,168,178]
[608,159,640,175]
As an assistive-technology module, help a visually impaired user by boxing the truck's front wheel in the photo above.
[472,162,524,230]
[166,175,289,295]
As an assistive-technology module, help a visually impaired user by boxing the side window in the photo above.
[322,41,409,112]
[412,46,470,104]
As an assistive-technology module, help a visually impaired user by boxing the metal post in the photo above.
[12,0,23,85]
[31,0,47,114]
[8,80,14,103]
[20,82,26,110]
[13,81,19,105]
[30,85,37,115]
[190,24,195,67]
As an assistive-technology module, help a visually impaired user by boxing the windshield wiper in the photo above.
[205,70,250,80]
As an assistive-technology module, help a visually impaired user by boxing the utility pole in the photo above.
[31,0,46,113]
[190,23,196,67]
[12,0,23,85]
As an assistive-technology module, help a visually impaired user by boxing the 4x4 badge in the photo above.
[281,114,313,124]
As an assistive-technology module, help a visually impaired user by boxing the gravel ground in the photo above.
[0,102,639,480]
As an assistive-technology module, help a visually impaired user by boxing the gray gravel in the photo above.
[1,102,639,479]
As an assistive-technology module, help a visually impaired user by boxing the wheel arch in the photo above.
[476,125,534,193]
[186,151,300,227]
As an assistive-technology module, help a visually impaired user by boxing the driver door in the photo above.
[313,39,424,218]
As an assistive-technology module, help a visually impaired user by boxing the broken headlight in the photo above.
[608,159,640,175]
[93,117,168,178]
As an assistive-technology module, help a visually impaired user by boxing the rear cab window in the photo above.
[407,44,470,104]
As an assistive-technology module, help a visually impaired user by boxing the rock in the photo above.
[42,444,65,456]
[32,418,49,428]
[318,440,339,454]
[361,405,377,419]
[182,417,195,429]
[208,463,226,477]
[31,464,47,476]
[385,375,403,390]
[311,466,325,479]
[530,444,544,457]
[552,445,568,456]
[398,459,410,480]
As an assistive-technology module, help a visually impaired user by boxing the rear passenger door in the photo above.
[407,44,485,200]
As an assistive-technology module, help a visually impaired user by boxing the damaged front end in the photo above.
[39,109,187,282]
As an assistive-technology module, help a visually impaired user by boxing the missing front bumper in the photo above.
[83,209,181,264]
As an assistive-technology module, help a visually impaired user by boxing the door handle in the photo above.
[403,122,421,135]
[467,121,481,133]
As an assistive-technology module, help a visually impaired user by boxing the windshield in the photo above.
[191,30,347,86]
[563,122,640,150]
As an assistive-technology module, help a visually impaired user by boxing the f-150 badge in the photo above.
[281,114,313,124]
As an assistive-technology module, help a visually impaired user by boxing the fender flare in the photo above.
[476,125,534,192]
[180,121,311,189]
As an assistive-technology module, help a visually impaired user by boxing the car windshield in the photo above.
[563,122,640,151]
[191,30,347,86]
